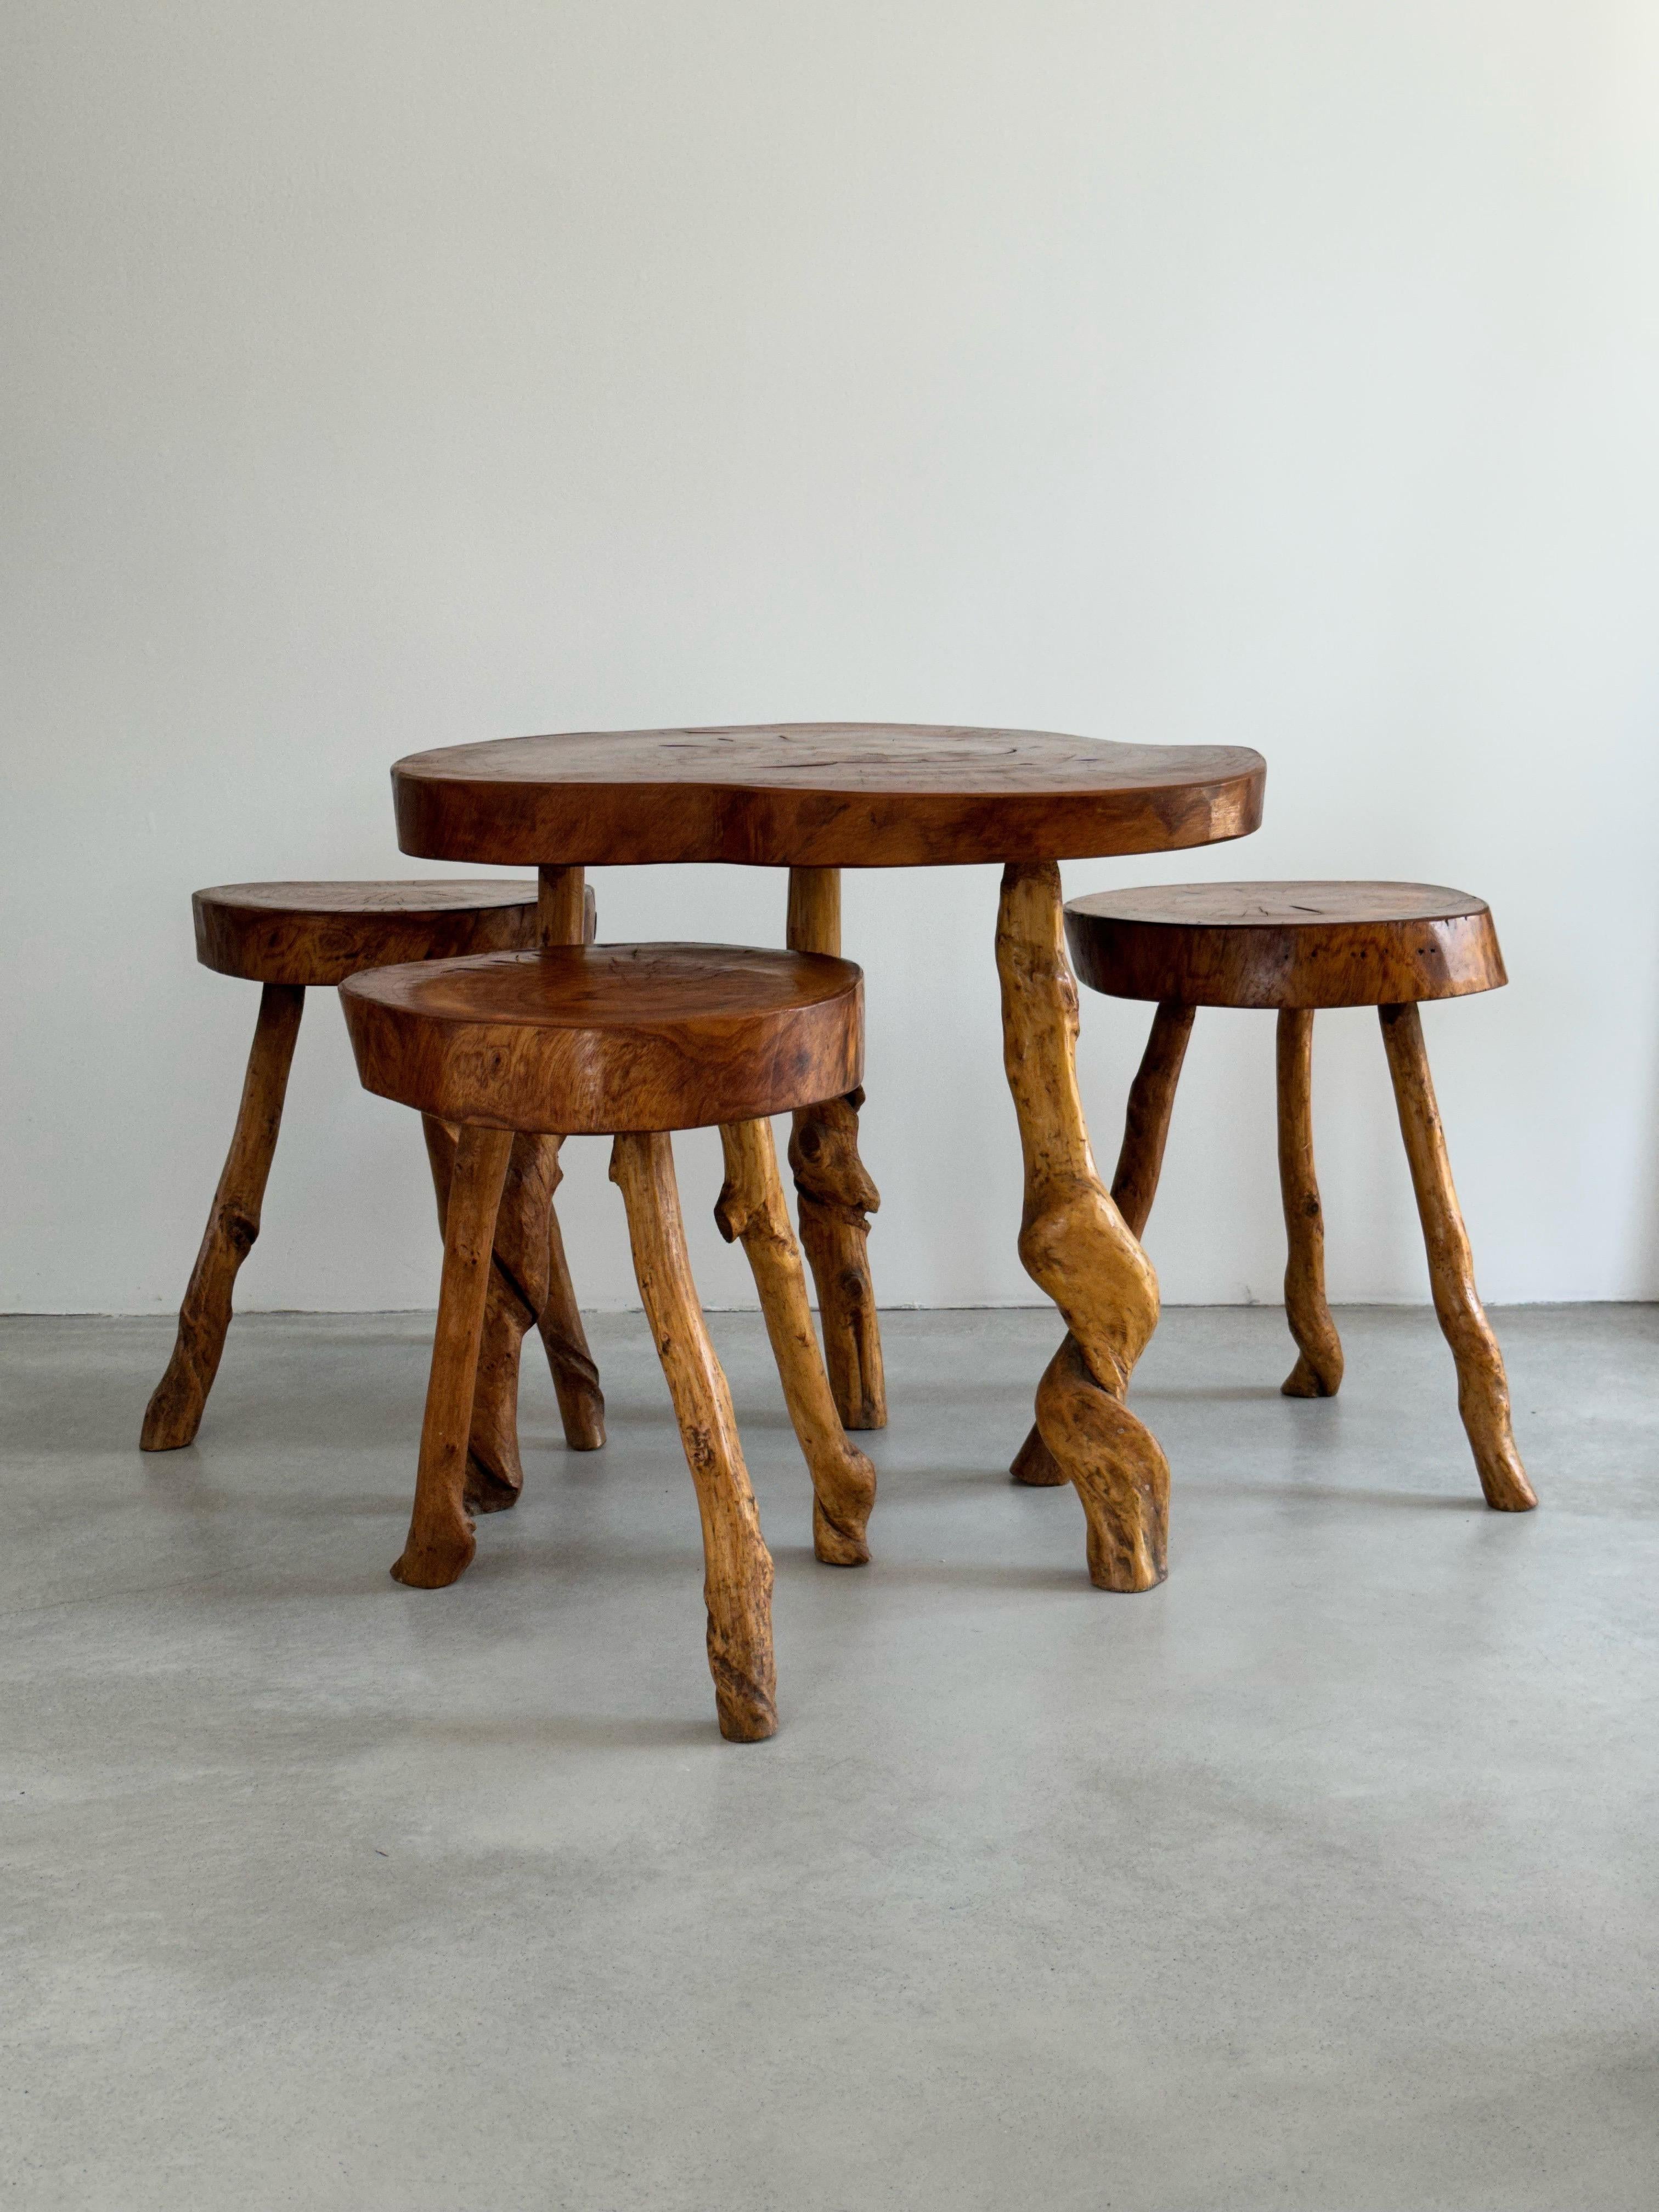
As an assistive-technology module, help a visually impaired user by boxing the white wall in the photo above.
[4,2,1657,1316]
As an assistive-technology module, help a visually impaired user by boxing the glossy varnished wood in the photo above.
[140,983,305,1450]
[393,724,1266,870]
[785,866,885,1430]
[1277,1009,1344,1398]
[193,879,539,985]
[1065,882,1506,1009]
[342,944,864,1135]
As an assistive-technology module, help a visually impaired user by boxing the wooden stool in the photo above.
[340,941,878,1742]
[1042,881,1536,1512]
[142,881,604,1492]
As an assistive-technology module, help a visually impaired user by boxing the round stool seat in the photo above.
[341,943,864,1135]
[193,880,541,986]
[1064,881,1506,1010]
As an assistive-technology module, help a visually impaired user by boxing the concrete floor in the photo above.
[2,1304,1656,2210]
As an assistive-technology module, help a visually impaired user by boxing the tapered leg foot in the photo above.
[716,1117,877,1565]
[1378,1003,1535,1509]
[997,864,1170,1588]
[393,1125,515,1587]
[142,983,306,1450]
[1277,1008,1344,1398]
[613,1131,777,1740]
[786,866,886,1431]
[1011,994,1192,1494]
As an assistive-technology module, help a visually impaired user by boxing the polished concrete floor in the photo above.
[3,1304,1657,2210]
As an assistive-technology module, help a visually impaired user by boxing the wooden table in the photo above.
[392,724,1265,1589]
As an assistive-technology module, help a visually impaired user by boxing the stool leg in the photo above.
[997,862,1169,1590]
[786,866,887,1431]
[1012,996,1193,1485]
[1277,1008,1345,1398]
[141,982,306,1450]
[612,1130,777,1742]
[715,1116,877,1566]
[393,1124,515,1588]
[1379,1003,1536,1510]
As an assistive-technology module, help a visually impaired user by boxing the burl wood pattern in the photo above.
[1011,995,1194,1488]
[1066,881,1506,1010]
[613,1131,777,1742]
[342,944,865,1136]
[785,866,885,1431]
[1277,1009,1345,1398]
[193,879,539,985]
[715,1115,877,1565]
[997,862,1169,1589]
[393,724,1266,871]
[1379,1003,1535,1510]
[140,983,305,1451]
[392,1124,515,1589]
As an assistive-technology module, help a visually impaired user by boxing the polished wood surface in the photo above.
[785,866,885,1430]
[342,944,864,1135]
[1276,1008,1344,1398]
[193,879,539,986]
[393,724,1267,869]
[613,1130,778,1742]
[715,1116,877,1566]
[1379,1003,1535,1510]
[997,862,1169,1589]
[1065,881,1506,1009]
[141,983,305,1451]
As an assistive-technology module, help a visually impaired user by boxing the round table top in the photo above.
[392,723,1266,869]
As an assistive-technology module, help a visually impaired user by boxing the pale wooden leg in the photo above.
[142,983,306,1450]
[1012,996,1194,1486]
[997,862,1169,1588]
[393,1124,515,1588]
[786,866,887,1431]
[1379,1003,1536,1510]
[1277,1008,1345,1398]
[612,1130,777,1741]
[715,1116,877,1566]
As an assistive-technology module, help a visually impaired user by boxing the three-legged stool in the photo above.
[341,940,878,1741]
[1017,881,1536,1511]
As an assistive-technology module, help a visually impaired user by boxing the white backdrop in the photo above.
[4,2,1657,1315]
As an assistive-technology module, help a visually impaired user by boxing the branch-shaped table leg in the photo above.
[1277,1008,1345,1398]
[715,1116,877,1566]
[142,981,306,1450]
[997,862,1169,1589]
[1012,996,1193,1489]
[786,866,886,1431]
[393,1124,515,1588]
[613,1131,777,1741]
[1379,1002,1536,1510]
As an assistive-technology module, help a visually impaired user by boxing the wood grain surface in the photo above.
[193,879,540,985]
[392,724,1266,869]
[784,865,886,1430]
[1276,1008,1345,1398]
[1065,881,1506,1009]
[342,944,864,1134]
[715,1116,877,1566]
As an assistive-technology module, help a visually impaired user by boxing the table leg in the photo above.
[996,861,1170,1590]
[785,866,887,1430]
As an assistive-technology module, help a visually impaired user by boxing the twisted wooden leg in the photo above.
[142,982,306,1450]
[786,866,886,1431]
[613,1131,777,1741]
[393,1124,515,1588]
[1379,1003,1536,1510]
[1277,1008,1344,1398]
[715,1116,877,1566]
[1012,996,1193,1487]
[998,863,1169,1588]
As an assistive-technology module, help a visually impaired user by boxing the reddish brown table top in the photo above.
[392,724,1266,869]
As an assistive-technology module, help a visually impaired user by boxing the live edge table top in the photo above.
[392,724,1267,870]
